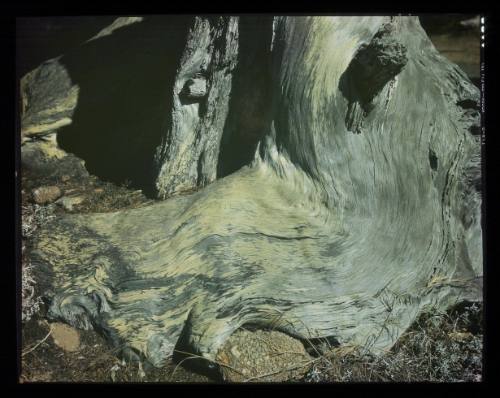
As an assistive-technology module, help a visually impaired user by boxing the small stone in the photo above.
[448,331,473,342]
[94,188,104,194]
[56,196,84,211]
[50,322,80,352]
[61,174,70,182]
[216,329,312,382]
[32,185,62,204]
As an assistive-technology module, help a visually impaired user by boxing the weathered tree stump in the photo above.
[26,16,482,373]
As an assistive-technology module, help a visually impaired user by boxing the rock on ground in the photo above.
[55,196,85,212]
[216,329,312,382]
[50,322,81,352]
[32,186,62,204]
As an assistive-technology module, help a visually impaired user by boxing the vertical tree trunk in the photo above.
[153,16,240,198]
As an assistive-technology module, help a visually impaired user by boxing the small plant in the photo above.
[21,204,56,238]
[21,204,55,322]
[21,244,42,323]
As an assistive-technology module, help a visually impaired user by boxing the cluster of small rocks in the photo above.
[30,183,87,212]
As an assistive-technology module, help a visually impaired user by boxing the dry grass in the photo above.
[303,302,483,383]
[21,203,56,323]
[21,255,43,323]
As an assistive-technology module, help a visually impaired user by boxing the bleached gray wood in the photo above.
[30,16,482,371]
[153,16,239,198]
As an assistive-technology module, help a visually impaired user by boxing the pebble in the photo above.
[216,329,312,382]
[32,185,62,204]
[50,322,80,352]
[56,196,84,211]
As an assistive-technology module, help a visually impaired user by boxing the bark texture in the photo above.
[153,16,240,198]
[27,16,482,371]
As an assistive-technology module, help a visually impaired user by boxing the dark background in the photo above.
[16,15,481,85]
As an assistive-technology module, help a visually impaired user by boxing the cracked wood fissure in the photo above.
[31,16,482,369]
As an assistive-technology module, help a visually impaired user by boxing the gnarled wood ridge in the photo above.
[24,16,482,370]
